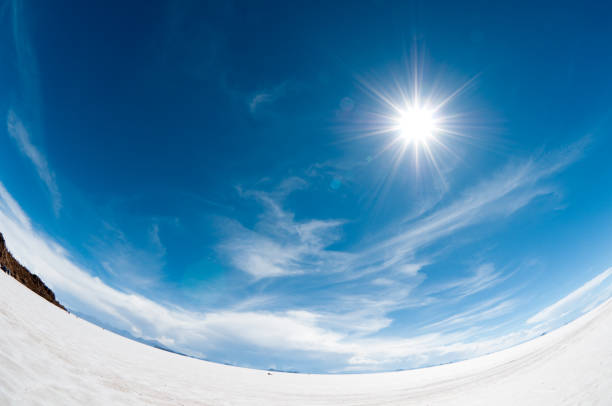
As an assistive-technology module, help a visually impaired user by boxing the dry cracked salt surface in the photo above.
[1,271,611,406]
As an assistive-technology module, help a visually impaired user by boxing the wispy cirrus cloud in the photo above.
[0,137,599,372]
[219,219,348,279]
[6,0,61,215]
[0,175,607,372]
[0,180,508,371]
[0,182,31,230]
[354,138,587,278]
[425,263,508,299]
[220,138,586,285]
[248,82,286,113]
[219,178,353,279]
[527,267,612,325]
[6,110,61,214]
[0,181,515,370]
[423,295,517,332]
[214,140,587,340]
[248,81,303,115]
[88,220,167,290]
[192,139,594,370]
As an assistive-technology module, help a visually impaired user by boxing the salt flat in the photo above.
[1,271,611,406]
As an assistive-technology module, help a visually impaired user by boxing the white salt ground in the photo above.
[1,271,611,405]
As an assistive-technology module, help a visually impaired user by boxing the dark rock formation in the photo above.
[0,232,65,310]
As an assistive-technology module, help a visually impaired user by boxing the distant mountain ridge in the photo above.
[0,231,65,310]
[68,308,187,356]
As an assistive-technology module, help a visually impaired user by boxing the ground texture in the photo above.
[1,271,611,405]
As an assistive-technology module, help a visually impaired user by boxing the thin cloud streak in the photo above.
[424,295,516,331]
[527,267,612,325]
[6,0,61,215]
[0,180,559,371]
[356,138,587,275]
[220,139,586,286]
[248,81,289,114]
[6,110,62,214]
[213,139,588,332]
[0,137,599,372]
[219,180,352,279]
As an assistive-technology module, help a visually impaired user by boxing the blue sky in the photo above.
[1,0,612,372]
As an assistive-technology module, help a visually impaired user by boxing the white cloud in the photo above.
[372,277,394,286]
[6,109,62,214]
[222,218,349,279]
[427,263,507,299]
[358,139,586,272]
[220,140,585,286]
[424,295,516,331]
[527,267,612,325]
[249,93,275,113]
[208,140,589,364]
[91,220,167,288]
[219,183,352,279]
[0,180,540,371]
[398,263,426,276]
[7,1,60,215]
[0,182,31,230]
[0,137,597,372]
[248,82,288,114]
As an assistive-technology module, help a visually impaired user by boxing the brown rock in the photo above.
[0,232,65,310]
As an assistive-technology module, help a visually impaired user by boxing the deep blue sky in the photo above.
[1,0,612,372]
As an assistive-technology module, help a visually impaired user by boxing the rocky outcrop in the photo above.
[0,232,65,310]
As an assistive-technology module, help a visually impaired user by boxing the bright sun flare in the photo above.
[396,107,436,144]
[355,54,476,186]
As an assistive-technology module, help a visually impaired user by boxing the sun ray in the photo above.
[336,44,488,207]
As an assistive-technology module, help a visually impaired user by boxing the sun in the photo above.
[396,107,437,144]
[346,45,481,194]
[354,65,476,175]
